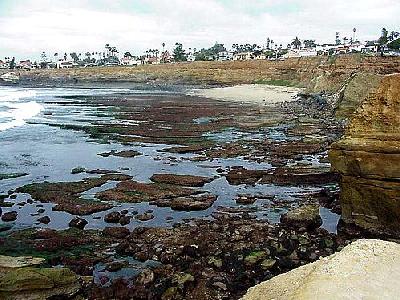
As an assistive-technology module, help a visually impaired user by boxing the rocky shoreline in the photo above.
[0,58,399,299]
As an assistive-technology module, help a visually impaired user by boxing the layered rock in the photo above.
[329,74,400,236]
[242,239,400,300]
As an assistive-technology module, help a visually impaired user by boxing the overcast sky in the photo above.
[0,0,399,60]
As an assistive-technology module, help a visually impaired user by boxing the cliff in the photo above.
[329,73,400,236]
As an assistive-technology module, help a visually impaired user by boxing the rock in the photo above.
[150,174,213,187]
[105,261,128,272]
[119,215,131,225]
[168,194,217,211]
[135,213,154,222]
[329,74,400,236]
[280,205,322,230]
[260,259,276,270]
[103,227,130,239]
[244,251,268,265]
[104,211,121,223]
[0,267,81,300]
[37,208,45,214]
[71,167,86,174]
[173,272,194,287]
[1,211,17,222]
[0,173,28,181]
[99,150,141,158]
[68,217,88,230]
[242,239,400,300]
[208,257,223,268]
[0,255,45,268]
[0,224,12,232]
[236,195,257,205]
[37,216,51,224]
[137,269,155,285]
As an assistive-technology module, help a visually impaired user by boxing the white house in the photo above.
[56,59,74,69]
[217,51,234,61]
[233,51,252,61]
[284,49,318,58]
[121,56,141,66]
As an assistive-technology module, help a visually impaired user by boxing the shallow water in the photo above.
[0,86,340,233]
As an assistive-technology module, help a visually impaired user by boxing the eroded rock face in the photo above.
[329,74,400,236]
[242,239,400,300]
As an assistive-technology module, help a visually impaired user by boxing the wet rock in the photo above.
[281,204,322,230]
[169,194,217,211]
[37,216,51,224]
[236,195,257,205]
[71,167,86,174]
[104,211,121,223]
[150,174,213,187]
[119,215,131,226]
[0,266,81,300]
[37,208,45,214]
[244,250,268,265]
[0,255,45,268]
[1,211,17,222]
[260,259,277,270]
[105,261,128,272]
[103,227,130,239]
[137,269,155,285]
[135,213,154,222]
[68,217,88,230]
[96,180,197,203]
[0,173,28,180]
[16,176,124,215]
[99,150,141,158]
[86,169,122,175]
[0,224,12,232]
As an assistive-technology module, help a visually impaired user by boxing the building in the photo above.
[217,51,234,61]
[284,49,318,58]
[0,60,8,69]
[18,60,32,70]
[56,59,74,69]
[121,56,140,66]
[233,51,252,61]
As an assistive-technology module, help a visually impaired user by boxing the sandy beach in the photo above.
[190,84,304,105]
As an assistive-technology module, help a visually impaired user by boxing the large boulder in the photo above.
[0,255,81,300]
[329,73,400,236]
[242,239,400,300]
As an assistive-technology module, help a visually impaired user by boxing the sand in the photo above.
[190,84,303,105]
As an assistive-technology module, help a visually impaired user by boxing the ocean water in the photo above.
[0,86,340,232]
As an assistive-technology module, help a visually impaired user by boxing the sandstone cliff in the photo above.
[242,239,400,300]
[329,73,400,236]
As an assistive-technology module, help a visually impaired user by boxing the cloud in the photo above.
[0,0,399,59]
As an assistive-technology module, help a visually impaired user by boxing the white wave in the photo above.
[0,101,43,131]
[0,88,37,102]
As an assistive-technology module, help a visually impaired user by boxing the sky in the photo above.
[0,0,399,60]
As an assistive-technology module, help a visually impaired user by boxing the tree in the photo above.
[9,57,16,70]
[335,32,341,45]
[291,37,301,49]
[124,52,133,58]
[303,40,316,48]
[70,52,79,62]
[173,43,187,62]
[378,28,389,45]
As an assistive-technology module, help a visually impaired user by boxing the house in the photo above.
[233,51,252,61]
[144,56,160,65]
[121,56,140,66]
[217,51,234,61]
[56,59,74,69]
[160,51,173,63]
[18,60,32,70]
[284,49,317,58]
[0,60,8,69]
